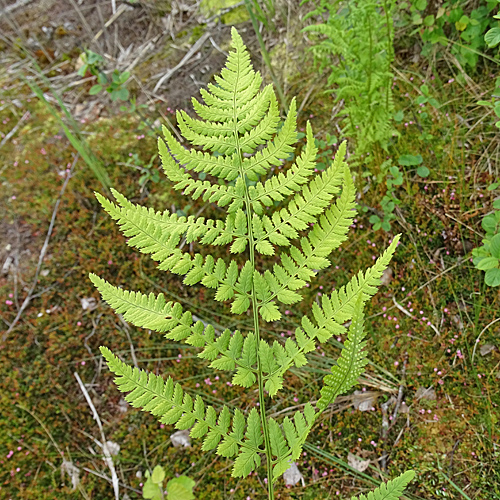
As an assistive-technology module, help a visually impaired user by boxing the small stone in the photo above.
[105,441,120,456]
[81,297,97,311]
[352,390,378,412]
[380,267,393,286]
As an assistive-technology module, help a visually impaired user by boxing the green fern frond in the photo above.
[242,97,298,181]
[249,121,317,214]
[101,346,263,478]
[93,26,410,494]
[350,471,416,500]
[317,294,368,410]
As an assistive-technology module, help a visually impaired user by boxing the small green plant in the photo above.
[78,49,131,102]
[77,49,105,78]
[485,10,500,47]
[91,28,415,498]
[125,152,161,192]
[405,0,498,70]
[472,197,500,287]
[142,465,195,500]
[478,76,500,129]
[367,153,430,233]
[89,69,131,102]
[302,0,397,155]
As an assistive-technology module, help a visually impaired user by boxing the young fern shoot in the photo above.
[91,28,414,499]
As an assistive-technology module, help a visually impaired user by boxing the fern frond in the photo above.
[314,235,400,326]
[317,294,368,410]
[93,26,409,495]
[350,471,416,500]
[256,141,347,253]
[241,98,298,181]
[96,188,239,252]
[249,121,317,214]
[101,346,261,478]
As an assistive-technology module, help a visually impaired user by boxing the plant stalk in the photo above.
[232,90,275,499]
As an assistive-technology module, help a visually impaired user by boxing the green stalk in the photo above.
[232,80,274,500]
[23,75,111,191]
[382,0,393,112]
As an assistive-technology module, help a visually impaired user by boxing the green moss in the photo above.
[199,0,249,24]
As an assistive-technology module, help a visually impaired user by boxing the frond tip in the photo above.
[317,293,367,410]
[350,470,416,500]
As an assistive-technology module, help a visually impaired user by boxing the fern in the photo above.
[350,471,416,500]
[303,0,397,155]
[91,28,414,499]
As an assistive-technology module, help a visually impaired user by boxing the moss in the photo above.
[199,0,249,24]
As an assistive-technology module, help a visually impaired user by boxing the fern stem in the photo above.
[232,70,275,499]
[242,154,275,500]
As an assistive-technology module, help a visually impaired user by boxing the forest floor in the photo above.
[0,1,499,499]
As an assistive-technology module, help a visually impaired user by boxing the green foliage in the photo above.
[92,28,413,498]
[405,0,499,70]
[142,464,195,500]
[472,197,500,287]
[478,76,500,129]
[77,49,105,78]
[350,470,416,500]
[78,49,131,102]
[303,0,397,154]
[90,69,131,102]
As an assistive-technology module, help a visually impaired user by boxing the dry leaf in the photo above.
[347,453,370,472]
[415,386,436,401]
[480,343,496,356]
[283,462,305,486]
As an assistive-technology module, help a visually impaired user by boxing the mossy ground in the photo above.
[0,10,499,500]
